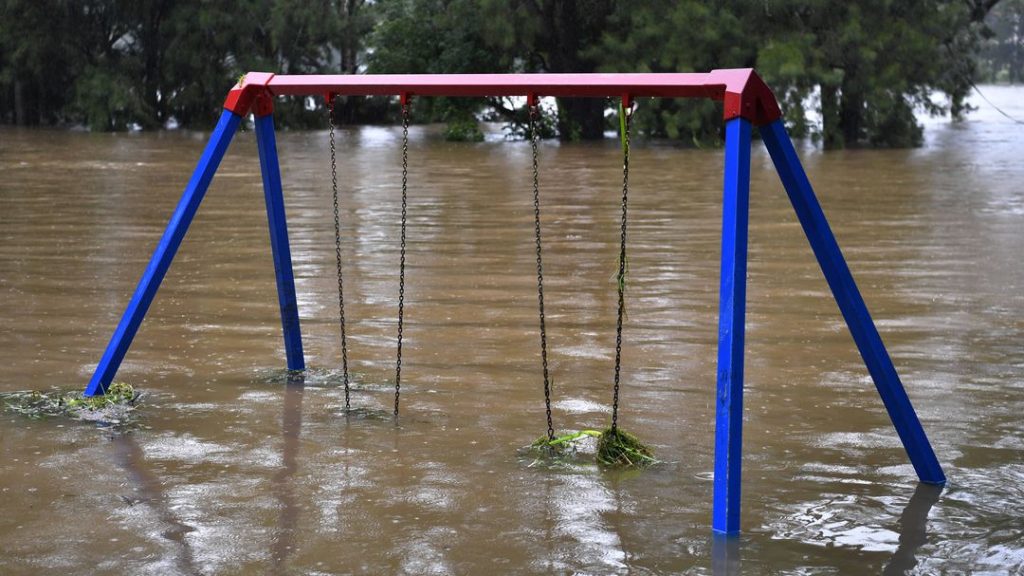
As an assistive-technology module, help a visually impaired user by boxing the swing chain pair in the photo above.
[394,102,410,417]
[328,95,351,411]
[529,103,555,442]
[611,100,635,432]
[531,99,632,440]
[329,95,408,416]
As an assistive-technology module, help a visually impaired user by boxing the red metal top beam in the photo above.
[224,69,781,126]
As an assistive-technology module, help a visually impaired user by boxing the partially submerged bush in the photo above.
[444,117,484,142]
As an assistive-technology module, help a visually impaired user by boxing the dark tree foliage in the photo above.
[367,0,514,130]
[0,0,1008,148]
[491,0,620,140]
[0,0,375,129]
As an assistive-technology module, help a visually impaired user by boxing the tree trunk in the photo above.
[141,0,168,128]
[839,78,863,147]
[13,79,25,126]
[341,0,361,75]
[820,83,843,149]
[335,0,363,124]
[555,98,607,140]
[536,0,611,140]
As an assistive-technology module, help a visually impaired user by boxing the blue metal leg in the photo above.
[84,110,243,396]
[254,114,305,371]
[713,118,752,535]
[760,119,945,485]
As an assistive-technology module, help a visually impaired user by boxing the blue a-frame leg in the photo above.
[713,118,752,535]
[84,110,242,396]
[711,118,945,535]
[84,108,305,396]
[760,119,944,485]
[254,113,304,371]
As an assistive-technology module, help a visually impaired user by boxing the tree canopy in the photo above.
[0,0,1010,147]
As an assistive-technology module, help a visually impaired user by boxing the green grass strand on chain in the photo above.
[616,101,630,315]
[531,429,603,454]
[618,101,628,155]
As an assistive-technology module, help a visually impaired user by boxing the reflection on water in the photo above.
[109,432,199,575]
[883,483,942,575]
[1,87,1023,573]
[712,534,742,576]
[270,372,304,572]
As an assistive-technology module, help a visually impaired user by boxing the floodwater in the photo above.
[1,87,1022,575]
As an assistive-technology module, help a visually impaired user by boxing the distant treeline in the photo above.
[0,0,1017,148]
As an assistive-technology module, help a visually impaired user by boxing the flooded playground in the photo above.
[1,87,1022,574]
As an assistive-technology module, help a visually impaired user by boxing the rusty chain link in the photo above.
[529,105,555,442]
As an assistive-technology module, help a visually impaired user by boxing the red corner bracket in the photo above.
[707,68,781,126]
[223,72,276,117]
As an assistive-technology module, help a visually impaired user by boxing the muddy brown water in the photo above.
[1,89,1023,575]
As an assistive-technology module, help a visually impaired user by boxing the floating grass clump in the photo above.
[596,426,657,468]
[525,428,657,469]
[65,382,137,410]
[1,382,139,425]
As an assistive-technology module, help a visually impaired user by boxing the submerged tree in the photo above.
[598,0,1005,148]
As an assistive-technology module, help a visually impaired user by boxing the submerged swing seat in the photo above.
[81,70,945,535]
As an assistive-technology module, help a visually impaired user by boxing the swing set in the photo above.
[81,70,945,535]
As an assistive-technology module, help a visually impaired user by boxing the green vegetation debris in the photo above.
[596,426,657,468]
[1,382,140,426]
[612,252,630,319]
[525,427,657,469]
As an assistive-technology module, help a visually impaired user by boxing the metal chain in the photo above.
[530,105,555,442]
[328,96,351,411]
[611,102,634,432]
[394,103,410,417]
